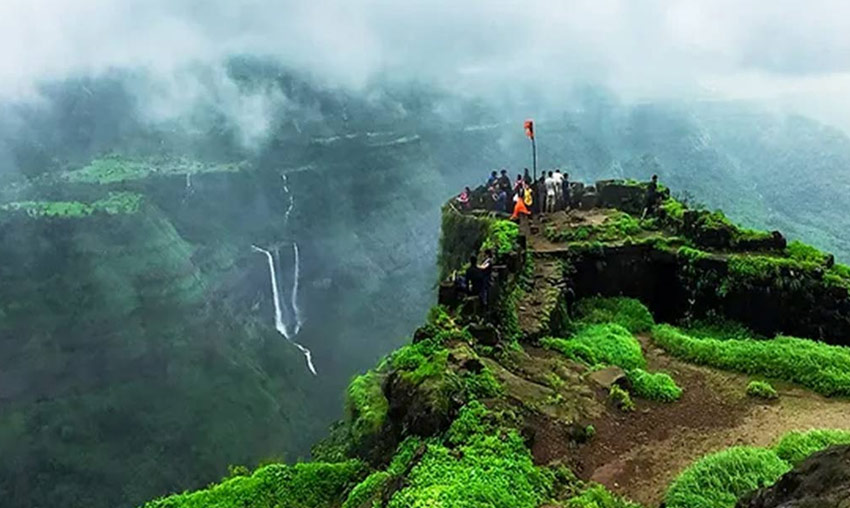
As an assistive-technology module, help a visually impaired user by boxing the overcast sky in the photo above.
[2,0,850,130]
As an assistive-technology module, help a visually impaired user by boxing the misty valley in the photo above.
[3,41,850,508]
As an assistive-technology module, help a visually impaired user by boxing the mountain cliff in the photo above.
[136,180,850,508]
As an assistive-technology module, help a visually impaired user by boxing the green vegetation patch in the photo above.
[573,297,655,333]
[64,155,244,184]
[772,429,850,465]
[665,429,850,508]
[664,447,790,508]
[746,380,778,400]
[0,192,143,218]
[565,484,643,508]
[627,368,683,402]
[482,219,520,255]
[546,210,649,244]
[652,324,850,396]
[142,460,364,508]
[346,371,389,442]
[541,324,646,371]
[386,402,554,508]
[608,384,635,412]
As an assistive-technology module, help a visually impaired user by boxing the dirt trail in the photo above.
[576,335,850,506]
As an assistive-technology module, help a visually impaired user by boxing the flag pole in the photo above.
[532,135,537,182]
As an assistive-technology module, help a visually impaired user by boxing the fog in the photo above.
[2,0,850,138]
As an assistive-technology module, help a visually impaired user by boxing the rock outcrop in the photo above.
[737,445,850,508]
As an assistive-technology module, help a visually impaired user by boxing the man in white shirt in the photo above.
[552,169,564,209]
[544,171,556,213]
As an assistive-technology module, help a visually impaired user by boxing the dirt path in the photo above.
[575,335,850,506]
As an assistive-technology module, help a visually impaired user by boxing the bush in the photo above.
[143,461,365,508]
[665,429,850,508]
[651,324,850,396]
[627,368,683,402]
[609,385,635,412]
[746,380,778,400]
[772,429,850,465]
[346,371,389,441]
[541,324,646,371]
[565,484,643,508]
[342,471,390,508]
[573,297,655,333]
[386,403,554,508]
[664,447,790,508]
[482,220,520,255]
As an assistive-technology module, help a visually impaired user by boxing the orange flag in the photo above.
[524,119,534,139]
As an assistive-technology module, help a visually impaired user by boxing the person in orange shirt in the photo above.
[511,185,531,220]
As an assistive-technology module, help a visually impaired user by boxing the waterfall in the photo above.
[291,242,303,334]
[282,174,294,225]
[252,245,317,375]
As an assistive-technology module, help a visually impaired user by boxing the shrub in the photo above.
[541,324,646,371]
[665,429,850,508]
[565,484,643,508]
[573,297,655,333]
[143,460,365,508]
[482,220,520,255]
[627,368,683,402]
[746,380,778,400]
[772,429,850,465]
[387,403,554,508]
[664,447,790,508]
[346,371,389,441]
[785,240,828,265]
[651,324,850,396]
[608,385,635,412]
[342,471,390,508]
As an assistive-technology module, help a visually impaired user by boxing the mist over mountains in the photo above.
[3,2,850,507]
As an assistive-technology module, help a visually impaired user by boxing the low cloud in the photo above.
[1,0,850,137]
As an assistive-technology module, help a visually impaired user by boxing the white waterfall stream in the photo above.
[250,173,315,375]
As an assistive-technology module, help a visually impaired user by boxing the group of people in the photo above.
[455,168,572,220]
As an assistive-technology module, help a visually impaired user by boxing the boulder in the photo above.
[587,366,627,390]
[736,444,850,507]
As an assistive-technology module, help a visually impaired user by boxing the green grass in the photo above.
[665,429,850,508]
[652,324,850,396]
[772,429,850,465]
[664,447,790,508]
[746,380,778,400]
[546,210,649,244]
[785,240,829,264]
[573,297,655,333]
[141,460,364,508]
[541,324,646,371]
[342,471,390,508]
[64,155,244,184]
[627,368,683,402]
[482,220,520,255]
[565,484,643,508]
[386,402,554,508]
[608,384,635,412]
[346,371,389,441]
[0,192,143,218]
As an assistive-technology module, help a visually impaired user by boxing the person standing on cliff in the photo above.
[643,174,659,218]
[562,172,571,210]
[553,169,564,209]
[544,171,557,213]
[465,255,490,309]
